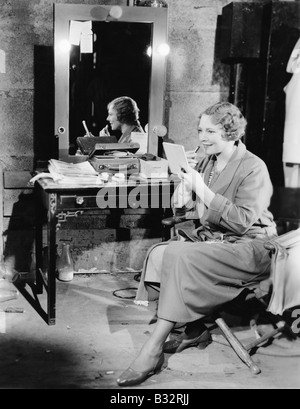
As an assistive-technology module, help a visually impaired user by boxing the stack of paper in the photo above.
[48,159,103,185]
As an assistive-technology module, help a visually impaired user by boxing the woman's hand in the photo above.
[99,125,110,136]
[178,166,204,193]
[179,166,214,207]
[185,150,198,169]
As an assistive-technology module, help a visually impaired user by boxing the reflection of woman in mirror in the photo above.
[283,38,300,187]
[99,96,145,143]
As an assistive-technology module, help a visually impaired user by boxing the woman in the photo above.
[99,96,145,143]
[117,102,277,387]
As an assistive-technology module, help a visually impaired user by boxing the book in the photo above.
[76,136,118,155]
[46,159,104,185]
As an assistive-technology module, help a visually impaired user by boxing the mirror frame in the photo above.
[54,4,168,161]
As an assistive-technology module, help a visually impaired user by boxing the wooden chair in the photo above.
[161,214,298,374]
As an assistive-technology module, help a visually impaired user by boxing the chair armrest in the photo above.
[264,242,276,252]
[264,228,300,253]
[161,215,187,228]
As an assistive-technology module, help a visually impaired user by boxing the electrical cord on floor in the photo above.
[111,270,142,299]
[112,287,138,299]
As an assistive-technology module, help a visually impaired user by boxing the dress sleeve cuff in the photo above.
[206,193,228,224]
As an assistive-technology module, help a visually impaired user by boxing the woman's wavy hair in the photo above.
[108,96,140,125]
[199,102,247,141]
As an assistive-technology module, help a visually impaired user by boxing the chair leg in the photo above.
[215,317,261,375]
[245,321,286,351]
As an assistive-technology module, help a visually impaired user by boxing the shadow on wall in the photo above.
[213,3,300,187]
[212,14,230,91]
[3,192,36,276]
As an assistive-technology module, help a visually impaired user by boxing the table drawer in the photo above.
[58,195,98,209]
[58,183,174,210]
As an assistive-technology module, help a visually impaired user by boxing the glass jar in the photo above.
[57,243,74,282]
[0,257,19,283]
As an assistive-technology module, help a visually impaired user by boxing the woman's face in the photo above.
[107,105,121,131]
[197,114,229,155]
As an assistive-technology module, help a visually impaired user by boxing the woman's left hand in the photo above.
[178,166,204,192]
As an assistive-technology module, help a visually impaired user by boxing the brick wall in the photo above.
[1,0,293,272]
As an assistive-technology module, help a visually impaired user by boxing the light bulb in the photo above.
[157,43,170,56]
[109,6,123,19]
[153,125,167,137]
[59,40,71,53]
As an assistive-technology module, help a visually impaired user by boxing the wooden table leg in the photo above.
[46,194,57,326]
[35,194,44,294]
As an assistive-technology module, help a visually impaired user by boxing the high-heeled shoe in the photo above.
[163,330,212,353]
[117,353,164,387]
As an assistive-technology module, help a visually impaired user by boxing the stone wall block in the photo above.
[166,91,228,149]
[0,90,33,160]
[57,227,161,271]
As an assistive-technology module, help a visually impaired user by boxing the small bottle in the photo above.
[0,263,19,303]
[0,289,19,303]
[57,243,74,282]
[0,257,19,283]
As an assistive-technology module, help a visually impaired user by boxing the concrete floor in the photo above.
[0,272,300,390]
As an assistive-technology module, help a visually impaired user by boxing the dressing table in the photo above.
[34,174,177,325]
[32,4,170,325]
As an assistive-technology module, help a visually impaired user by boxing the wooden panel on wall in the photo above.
[262,1,300,187]
[219,2,265,62]
[219,1,300,188]
[3,171,33,189]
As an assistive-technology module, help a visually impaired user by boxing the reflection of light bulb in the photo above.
[157,43,170,56]
[146,46,152,57]
[59,40,71,53]
[109,6,123,19]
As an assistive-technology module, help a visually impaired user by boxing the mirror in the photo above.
[54,4,168,160]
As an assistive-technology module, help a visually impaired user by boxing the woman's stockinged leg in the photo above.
[163,318,212,354]
[117,318,175,387]
[185,318,207,337]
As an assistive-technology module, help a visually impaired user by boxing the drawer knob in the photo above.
[76,196,84,205]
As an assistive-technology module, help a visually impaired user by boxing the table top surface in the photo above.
[36,173,179,192]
